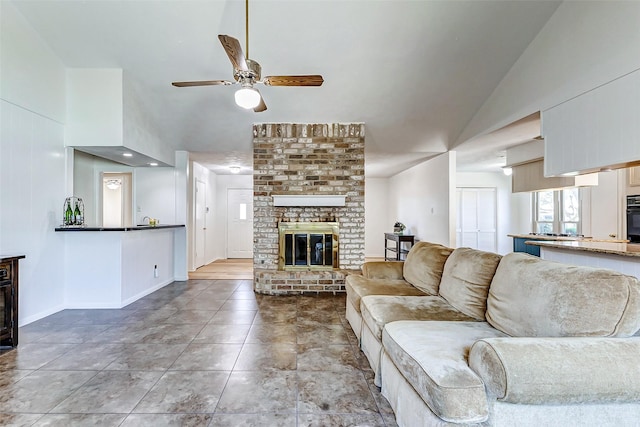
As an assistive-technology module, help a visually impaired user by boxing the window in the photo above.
[533,188,581,235]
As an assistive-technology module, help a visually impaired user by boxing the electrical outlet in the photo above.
[154,265,159,278]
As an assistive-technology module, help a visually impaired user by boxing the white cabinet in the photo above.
[543,69,640,177]
[456,188,497,252]
[630,166,640,187]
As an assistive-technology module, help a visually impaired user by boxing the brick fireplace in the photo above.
[253,123,365,294]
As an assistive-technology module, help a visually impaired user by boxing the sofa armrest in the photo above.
[362,261,404,280]
[469,337,640,405]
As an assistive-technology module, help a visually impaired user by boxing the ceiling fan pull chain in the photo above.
[245,0,249,59]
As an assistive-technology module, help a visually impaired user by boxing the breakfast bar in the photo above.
[526,240,640,280]
[55,225,185,308]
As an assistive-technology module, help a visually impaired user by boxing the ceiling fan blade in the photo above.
[172,80,231,87]
[254,91,267,112]
[218,35,248,71]
[263,75,324,87]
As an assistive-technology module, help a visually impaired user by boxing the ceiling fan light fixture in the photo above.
[235,87,260,109]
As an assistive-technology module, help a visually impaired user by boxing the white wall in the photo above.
[364,178,390,258]
[188,161,218,271]
[0,1,67,324]
[66,68,123,147]
[456,172,514,255]
[123,77,174,166]
[213,175,253,260]
[388,152,456,247]
[136,167,177,226]
[457,1,640,146]
[0,2,66,123]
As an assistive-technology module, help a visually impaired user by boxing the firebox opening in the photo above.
[278,222,339,271]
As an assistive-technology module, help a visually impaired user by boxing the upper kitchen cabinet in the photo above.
[542,69,640,177]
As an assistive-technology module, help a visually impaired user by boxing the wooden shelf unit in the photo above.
[384,233,415,261]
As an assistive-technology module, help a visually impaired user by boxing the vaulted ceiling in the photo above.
[12,0,561,176]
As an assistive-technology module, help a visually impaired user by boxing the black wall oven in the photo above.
[627,195,640,243]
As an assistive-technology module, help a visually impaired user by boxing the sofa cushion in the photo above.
[438,247,502,320]
[345,274,426,315]
[469,337,640,405]
[402,242,454,295]
[486,252,640,337]
[382,321,507,423]
[362,261,404,280]
[361,295,477,340]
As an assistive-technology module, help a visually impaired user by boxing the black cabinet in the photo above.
[0,255,25,348]
[384,233,415,261]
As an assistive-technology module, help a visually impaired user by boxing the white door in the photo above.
[194,179,207,268]
[456,188,497,252]
[227,188,253,258]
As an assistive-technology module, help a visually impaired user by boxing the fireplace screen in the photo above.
[278,222,339,270]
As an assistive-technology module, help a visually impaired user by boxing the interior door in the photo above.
[194,179,206,269]
[456,188,497,252]
[227,188,253,258]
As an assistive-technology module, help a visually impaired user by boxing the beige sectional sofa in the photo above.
[346,241,640,426]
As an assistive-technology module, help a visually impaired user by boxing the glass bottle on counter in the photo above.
[74,201,82,225]
[64,201,73,226]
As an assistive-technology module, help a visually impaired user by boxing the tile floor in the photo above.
[0,279,398,426]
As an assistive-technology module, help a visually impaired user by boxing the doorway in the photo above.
[456,187,497,252]
[194,179,207,269]
[227,188,253,258]
[102,172,132,227]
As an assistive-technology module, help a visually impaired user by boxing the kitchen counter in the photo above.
[509,234,629,257]
[509,234,628,243]
[55,224,184,232]
[526,240,640,280]
[526,240,640,258]
[59,225,186,308]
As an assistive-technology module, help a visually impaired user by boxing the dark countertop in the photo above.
[55,224,185,232]
[0,255,26,262]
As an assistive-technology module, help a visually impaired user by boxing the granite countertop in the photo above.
[508,234,586,241]
[55,224,185,232]
[509,234,629,243]
[525,240,640,258]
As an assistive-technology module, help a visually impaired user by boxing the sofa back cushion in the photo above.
[438,248,502,320]
[402,241,454,295]
[486,253,640,337]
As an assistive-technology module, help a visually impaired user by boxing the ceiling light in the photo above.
[502,167,513,176]
[148,162,158,167]
[123,152,133,157]
[229,166,241,174]
[235,87,260,109]
[105,179,122,190]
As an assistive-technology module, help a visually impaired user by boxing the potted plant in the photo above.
[393,221,406,234]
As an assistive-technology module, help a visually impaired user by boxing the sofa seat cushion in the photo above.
[487,253,640,337]
[346,275,427,315]
[438,247,502,320]
[402,242,454,295]
[382,321,507,423]
[361,295,478,340]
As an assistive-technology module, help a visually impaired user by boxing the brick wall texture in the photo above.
[253,123,365,294]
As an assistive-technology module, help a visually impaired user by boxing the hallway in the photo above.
[0,279,397,426]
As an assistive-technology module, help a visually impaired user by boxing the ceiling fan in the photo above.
[171,0,323,112]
